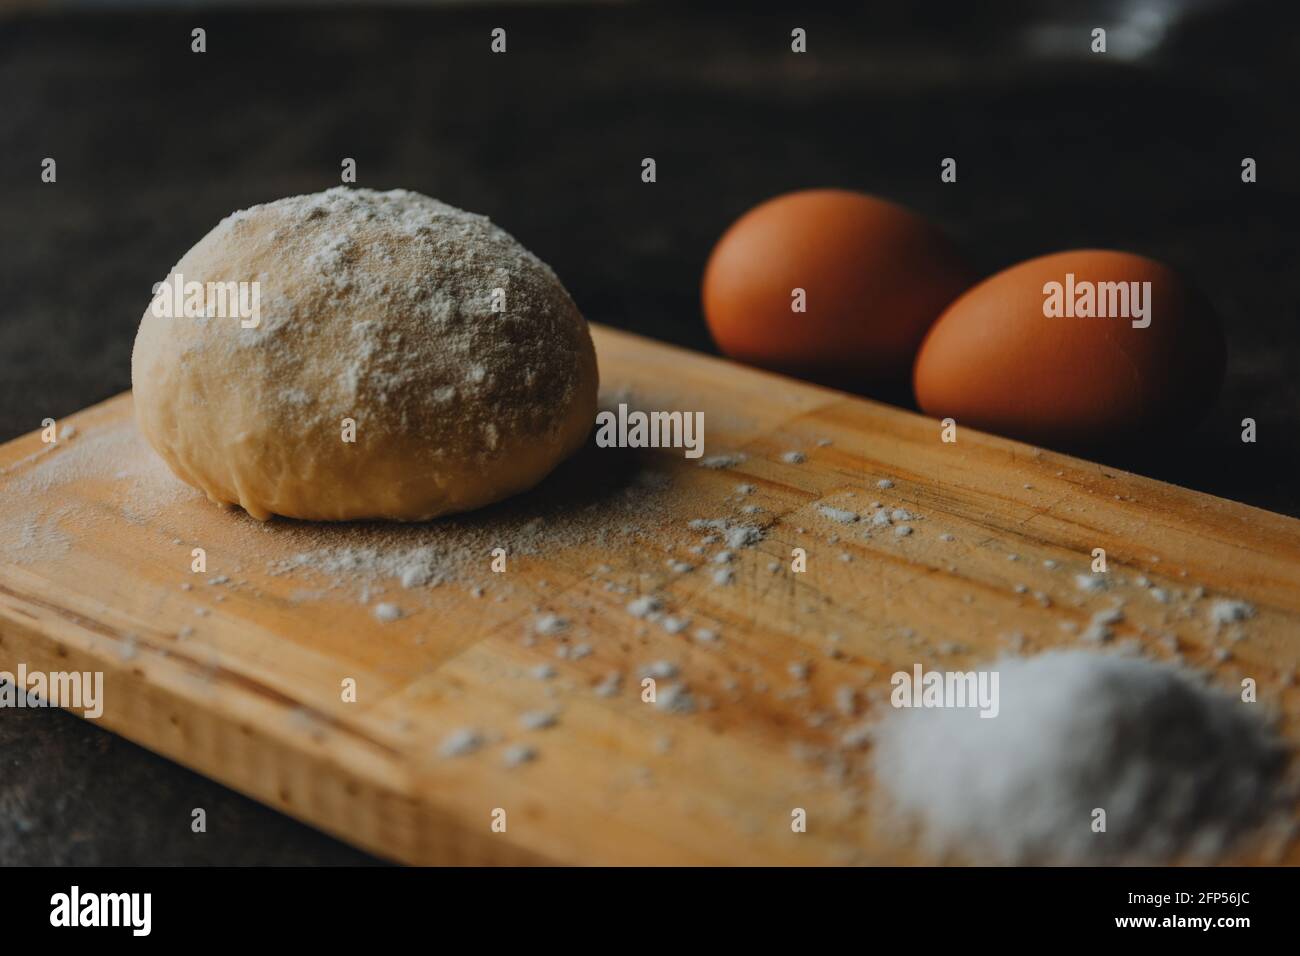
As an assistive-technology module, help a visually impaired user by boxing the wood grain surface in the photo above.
[1,323,1298,865]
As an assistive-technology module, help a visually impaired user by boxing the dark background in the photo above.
[1,0,1297,864]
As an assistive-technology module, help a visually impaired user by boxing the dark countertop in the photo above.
[2,2,1297,865]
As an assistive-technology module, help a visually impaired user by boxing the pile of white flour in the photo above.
[872,650,1292,864]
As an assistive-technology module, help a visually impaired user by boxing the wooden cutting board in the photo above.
[2,323,1298,865]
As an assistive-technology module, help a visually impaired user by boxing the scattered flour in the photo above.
[725,525,763,549]
[372,602,403,622]
[519,709,559,730]
[262,460,678,598]
[626,596,663,618]
[534,613,570,635]
[654,683,696,714]
[640,661,678,680]
[1080,606,1122,643]
[1210,599,1256,626]
[660,615,690,635]
[0,422,199,567]
[503,744,537,767]
[816,504,859,525]
[438,728,484,757]
[699,454,745,470]
[594,672,623,697]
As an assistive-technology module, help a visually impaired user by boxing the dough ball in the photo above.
[132,187,598,521]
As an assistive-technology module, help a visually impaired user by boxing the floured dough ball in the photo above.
[132,187,598,521]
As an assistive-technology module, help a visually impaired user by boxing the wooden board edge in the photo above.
[0,587,551,866]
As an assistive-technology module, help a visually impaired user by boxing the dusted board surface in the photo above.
[2,325,1297,866]
[4,2,1298,866]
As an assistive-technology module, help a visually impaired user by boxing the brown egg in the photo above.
[702,189,975,391]
[913,249,1225,447]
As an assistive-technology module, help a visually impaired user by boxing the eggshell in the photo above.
[702,189,975,390]
[913,249,1225,447]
